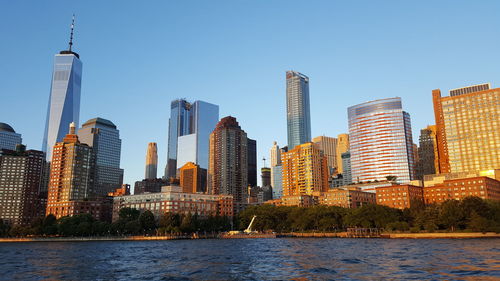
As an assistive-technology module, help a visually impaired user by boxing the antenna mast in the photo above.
[69,14,75,51]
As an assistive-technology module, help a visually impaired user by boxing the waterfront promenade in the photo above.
[1,232,499,242]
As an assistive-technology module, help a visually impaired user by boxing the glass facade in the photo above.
[0,123,22,151]
[247,138,257,187]
[286,71,311,150]
[43,53,82,162]
[439,88,500,173]
[341,151,352,185]
[348,97,415,183]
[166,100,219,177]
[272,165,283,199]
[77,118,123,196]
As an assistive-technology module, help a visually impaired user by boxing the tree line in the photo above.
[0,208,232,237]
[1,196,499,237]
[237,196,500,233]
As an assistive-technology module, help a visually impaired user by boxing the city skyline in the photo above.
[2,1,500,186]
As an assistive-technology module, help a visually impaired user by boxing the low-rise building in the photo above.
[423,176,500,204]
[112,185,233,221]
[318,187,375,208]
[47,199,113,222]
[376,185,424,209]
[280,195,316,207]
[134,178,168,194]
[108,184,131,197]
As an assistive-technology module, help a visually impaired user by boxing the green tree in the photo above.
[180,213,194,233]
[119,208,140,221]
[439,200,464,231]
[467,211,489,232]
[124,220,141,235]
[139,210,156,233]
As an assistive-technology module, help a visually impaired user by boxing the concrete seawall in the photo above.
[381,232,500,239]
[0,232,499,242]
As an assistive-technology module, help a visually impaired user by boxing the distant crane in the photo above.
[244,215,257,234]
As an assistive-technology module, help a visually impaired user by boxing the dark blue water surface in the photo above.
[0,238,499,280]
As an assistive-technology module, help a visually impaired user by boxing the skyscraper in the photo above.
[286,71,311,150]
[341,152,352,185]
[270,141,281,167]
[208,116,248,212]
[165,99,219,179]
[433,84,500,173]
[416,125,439,179]
[312,136,338,176]
[46,123,97,218]
[271,165,283,199]
[0,145,45,225]
[43,17,82,161]
[336,134,349,174]
[281,142,329,196]
[247,138,257,187]
[179,162,207,193]
[145,143,158,180]
[0,123,22,151]
[348,97,415,183]
[261,167,271,187]
[78,118,123,196]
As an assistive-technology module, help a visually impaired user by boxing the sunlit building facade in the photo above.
[376,185,424,209]
[145,142,158,180]
[286,71,311,150]
[336,134,349,174]
[433,84,500,174]
[179,162,207,193]
[112,185,234,221]
[348,97,415,183]
[46,123,99,219]
[281,142,329,196]
[312,136,338,176]
[208,116,248,212]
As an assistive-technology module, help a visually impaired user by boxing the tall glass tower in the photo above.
[286,71,311,150]
[348,97,415,183]
[78,118,123,196]
[165,99,219,178]
[43,17,82,161]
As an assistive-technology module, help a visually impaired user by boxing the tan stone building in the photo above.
[317,187,375,208]
[312,136,338,176]
[112,185,233,221]
[281,142,329,196]
[336,134,349,174]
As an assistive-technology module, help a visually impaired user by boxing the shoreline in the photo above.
[0,232,499,242]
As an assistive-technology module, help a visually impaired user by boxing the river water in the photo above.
[0,238,498,280]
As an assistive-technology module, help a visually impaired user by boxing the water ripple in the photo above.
[0,238,499,280]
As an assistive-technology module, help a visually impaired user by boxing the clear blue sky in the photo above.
[1,1,499,186]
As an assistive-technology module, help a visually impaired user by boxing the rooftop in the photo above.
[0,123,15,133]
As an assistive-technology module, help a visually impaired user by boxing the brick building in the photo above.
[376,185,424,209]
[423,176,500,204]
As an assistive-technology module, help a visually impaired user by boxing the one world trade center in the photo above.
[42,16,82,161]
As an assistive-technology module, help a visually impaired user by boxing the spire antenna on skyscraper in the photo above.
[69,14,75,52]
